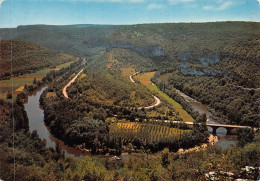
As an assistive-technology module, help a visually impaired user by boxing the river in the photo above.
[24,85,237,159]
[175,90,237,148]
[24,86,88,158]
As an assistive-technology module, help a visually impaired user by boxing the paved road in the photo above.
[227,82,260,91]
[162,120,254,130]
[130,72,161,109]
[129,72,139,83]
[63,69,84,98]
[138,95,161,110]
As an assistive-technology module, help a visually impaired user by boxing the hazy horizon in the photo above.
[0,0,259,28]
[0,20,260,29]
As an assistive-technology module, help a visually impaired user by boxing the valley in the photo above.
[0,21,259,180]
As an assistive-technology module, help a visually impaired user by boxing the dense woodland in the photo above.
[155,71,260,127]
[0,40,74,80]
[110,22,259,63]
[1,25,116,57]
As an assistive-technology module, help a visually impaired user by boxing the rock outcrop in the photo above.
[178,63,228,77]
[178,52,220,66]
[107,42,168,58]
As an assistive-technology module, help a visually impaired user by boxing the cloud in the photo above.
[203,1,235,11]
[147,3,164,9]
[25,0,145,3]
[0,0,5,7]
[203,5,213,10]
[168,0,195,4]
[217,1,233,10]
[129,0,144,3]
[69,0,143,2]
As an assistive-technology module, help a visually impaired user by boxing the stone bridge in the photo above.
[183,122,254,135]
[205,123,253,135]
[168,121,256,135]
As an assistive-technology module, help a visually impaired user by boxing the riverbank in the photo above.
[176,134,218,155]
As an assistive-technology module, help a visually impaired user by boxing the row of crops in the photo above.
[109,122,191,144]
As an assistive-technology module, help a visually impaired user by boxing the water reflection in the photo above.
[175,89,237,148]
[24,86,89,158]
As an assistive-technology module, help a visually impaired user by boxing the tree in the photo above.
[33,77,37,84]
[6,92,12,99]
[196,113,207,123]
[161,148,170,167]
[237,128,255,147]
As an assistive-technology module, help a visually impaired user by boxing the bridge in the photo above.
[166,121,256,135]
[204,123,253,135]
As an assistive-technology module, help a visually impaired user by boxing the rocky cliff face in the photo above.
[178,52,220,66]
[107,42,167,58]
[178,63,241,79]
[178,63,229,77]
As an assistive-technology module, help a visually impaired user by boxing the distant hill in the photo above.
[0,24,116,57]
[0,40,74,80]
[109,22,260,63]
[1,22,259,82]
[1,22,259,62]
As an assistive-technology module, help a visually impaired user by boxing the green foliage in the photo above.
[66,118,108,151]
[6,92,12,99]
[160,71,260,127]
[237,128,255,147]
[0,40,74,80]
[2,25,116,57]
[110,22,259,63]
[65,156,112,181]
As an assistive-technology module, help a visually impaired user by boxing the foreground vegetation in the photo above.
[1,98,259,180]
[1,87,258,180]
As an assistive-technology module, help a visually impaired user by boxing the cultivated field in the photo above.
[109,121,191,143]
[0,60,77,101]
[135,72,194,122]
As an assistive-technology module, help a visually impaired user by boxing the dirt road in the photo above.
[63,69,83,98]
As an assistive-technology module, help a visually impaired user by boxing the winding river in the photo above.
[175,90,237,148]
[24,86,88,158]
[24,84,237,159]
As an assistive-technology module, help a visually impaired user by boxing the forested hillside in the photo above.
[105,22,260,127]
[1,25,116,56]
[110,22,259,63]
[0,40,74,80]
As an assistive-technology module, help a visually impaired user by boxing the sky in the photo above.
[0,0,259,28]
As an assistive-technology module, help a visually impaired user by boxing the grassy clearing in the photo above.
[159,73,171,82]
[55,60,77,70]
[46,92,57,98]
[120,67,135,77]
[135,72,194,122]
[79,73,87,80]
[15,86,24,92]
[30,69,53,76]
[146,84,182,109]
[135,72,155,85]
